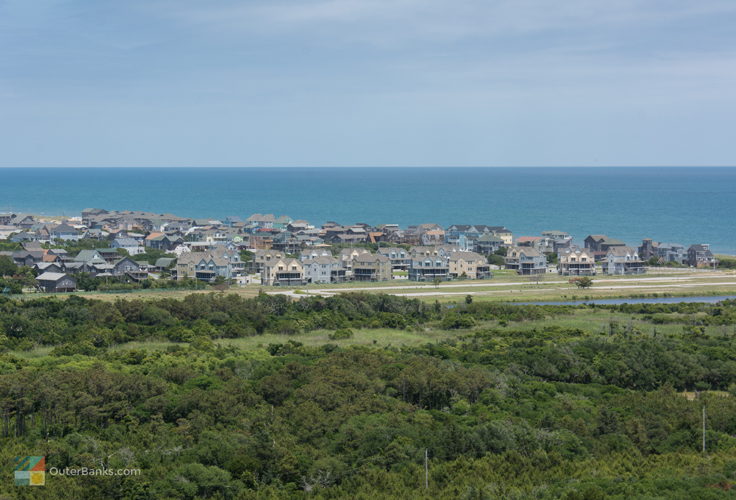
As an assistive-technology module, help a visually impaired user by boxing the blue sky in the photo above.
[1,0,735,167]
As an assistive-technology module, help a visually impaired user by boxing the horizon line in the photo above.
[1,165,736,169]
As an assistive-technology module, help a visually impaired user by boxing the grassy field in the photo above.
[290,271,736,303]
[14,269,736,303]
[12,306,734,360]
[419,282,736,303]
[9,327,461,358]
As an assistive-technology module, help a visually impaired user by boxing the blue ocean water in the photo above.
[0,167,734,253]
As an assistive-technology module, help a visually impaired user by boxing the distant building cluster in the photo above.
[0,209,719,292]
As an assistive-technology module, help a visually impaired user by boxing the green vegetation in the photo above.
[42,237,102,255]
[717,255,736,270]
[487,247,507,267]
[0,240,21,252]
[571,276,594,289]
[647,256,687,268]
[239,249,255,264]
[75,274,208,293]
[0,255,16,277]
[0,257,35,294]
[2,293,736,498]
[136,248,176,265]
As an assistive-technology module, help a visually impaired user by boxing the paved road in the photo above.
[306,274,733,293]
[393,281,736,297]
[267,272,736,298]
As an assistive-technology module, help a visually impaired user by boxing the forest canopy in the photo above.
[1,293,736,498]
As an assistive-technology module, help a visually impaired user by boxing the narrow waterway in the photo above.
[515,295,736,306]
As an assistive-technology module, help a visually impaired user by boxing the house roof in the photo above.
[247,213,276,222]
[658,242,684,249]
[36,262,61,270]
[339,248,370,258]
[559,247,594,259]
[114,238,140,247]
[587,235,625,246]
[449,251,486,262]
[688,244,713,254]
[478,225,510,233]
[113,257,140,267]
[607,246,637,257]
[265,257,302,269]
[52,222,79,233]
[476,233,503,243]
[604,238,626,246]
[307,256,338,265]
[516,236,541,243]
[177,247,239,267]
[97,248,120,256]
[353,253,390,264]
[447,224,474,231]
[12,250,41,260]
[74,250,105,263]
[510,246,543,257]
[22,241,43,251]
[36,272,70,282]
[409,245,441,255]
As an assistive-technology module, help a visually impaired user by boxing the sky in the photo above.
[1,0,735,167]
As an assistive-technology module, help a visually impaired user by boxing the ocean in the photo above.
[0,167,734,253]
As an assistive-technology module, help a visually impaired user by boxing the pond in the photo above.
[515,295,736,306]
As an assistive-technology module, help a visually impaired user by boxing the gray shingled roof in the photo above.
[36,272,69,282]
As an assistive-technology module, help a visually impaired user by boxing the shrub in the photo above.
[328,328,354,340]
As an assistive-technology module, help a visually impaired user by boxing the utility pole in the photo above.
[702,405,707,454]
[424,449,429,490]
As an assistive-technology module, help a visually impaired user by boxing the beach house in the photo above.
[602,247,646,275]
[505,247,547,275]
[558,248,597,276]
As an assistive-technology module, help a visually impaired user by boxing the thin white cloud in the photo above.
[152,0,736,43]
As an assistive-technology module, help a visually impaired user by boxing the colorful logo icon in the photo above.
[13,456,45,486]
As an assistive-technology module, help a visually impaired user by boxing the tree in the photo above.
[432,278,441,289]
[0,256,17,277]
[0,277,22,294]
[487,254,505,266]
[76,273,102,291]
[138,248,175,265]
[571,276,593,289]
[239,249,255,263]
